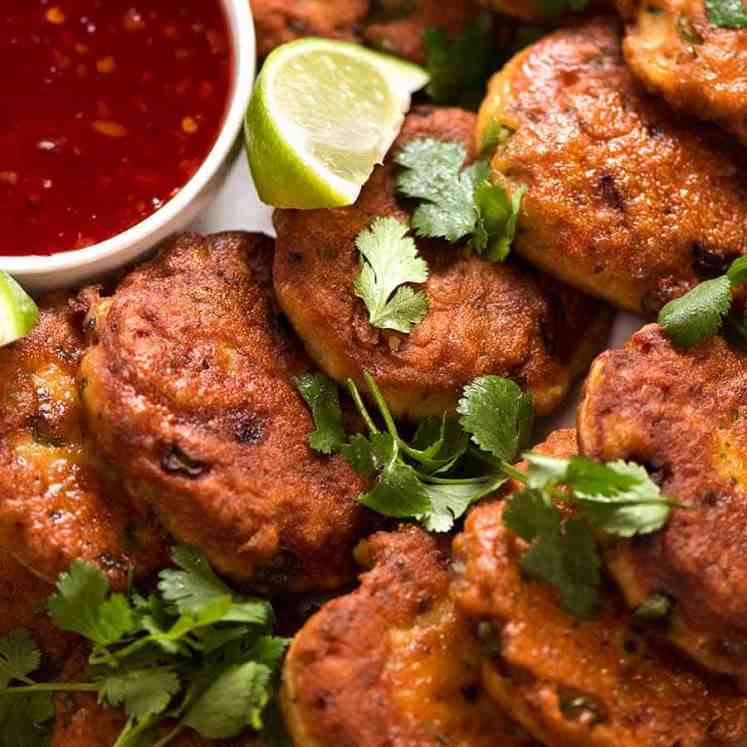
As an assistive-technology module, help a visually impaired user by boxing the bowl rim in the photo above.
[0,0,255,276]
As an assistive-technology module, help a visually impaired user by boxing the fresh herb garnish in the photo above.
[705,0,747,27]
[424,14,497,109]
[658,255,747,347]
[295,373,347,454]
[300,369,533,531]
[354,217,429,334]
[396,139,525,261]
[503,454,674,618]
[0,548,287,747]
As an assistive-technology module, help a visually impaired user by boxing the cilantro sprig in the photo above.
[503,454,675,618]
[0,548,287,747]
[295,372,676,618]
[354,217,430,333]
[705,0,747,27]
[299,371,534,532]
[395,139,525,262]
[658,255,747,347]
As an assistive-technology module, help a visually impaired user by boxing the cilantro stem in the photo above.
[346,378,379,435]
[500,461,528,484]
[0,682,99,694]
[362,371,401,441]
[152,723,184,747]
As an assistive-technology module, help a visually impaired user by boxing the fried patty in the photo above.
[578,323,747,683]
[0,297,166,589]
[618,0,747,146]
[0,549,74,670]
[282,526,537,747]
[252,0,484,64]
[252,0,369,59]
[80,232,372,592]
[52,650,264,747]
[476,16,747,315]
[452,429,747,747]
[363,0,484,64]
[273,107,612,420]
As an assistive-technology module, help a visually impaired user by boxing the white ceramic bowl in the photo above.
[1,0,256,293]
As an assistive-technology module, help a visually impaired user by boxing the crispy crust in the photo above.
[80,232,373,592]
[282,526,537,747]
[619,0,747,145]
[452,430,747,747]
[578,324,747,682]
[0,298,167,589]
[252,0,369,58]
[273,107,612,419]
[476,16,747,314]
[363,0,483,64]
[0,549,75,670]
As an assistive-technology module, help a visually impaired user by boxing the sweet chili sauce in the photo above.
[0,1,232,256]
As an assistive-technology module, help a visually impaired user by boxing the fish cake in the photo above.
[452,429,747,747]
[476,16,747,314]
[363,0,484,64]
[282,526,537,747]
[619,0,747,146]
[578,324,747,683]
[0,297,166,589]
[0,549,74,670]
[273,107,612,419]
[80,232,372,592]
[252,0,369,59]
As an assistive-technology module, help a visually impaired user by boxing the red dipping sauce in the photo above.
[0,1,233,256]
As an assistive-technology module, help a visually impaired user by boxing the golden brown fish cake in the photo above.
[0,297,166,590]
[452,429,747,746]
[0,549,75,670]
[80,232,373,592]
[619,0,747,145]
[363,0,484,64]
[578,323,747,683]
[252,0,369,59]
[282,526,537,747]
[476,16,747,314]
[52,651,265,747]
[273,107,612,420]
[452,499,747,747]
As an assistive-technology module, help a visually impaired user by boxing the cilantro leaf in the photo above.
[354,217,429,333]
[47,560,135,646]
[0,630,40,689]
[705,0,747,27]
[505,491,600,618]
[420,476,506,533]
[457,377,533,463]
[98,668,180,721]
[658,275,732,348]
[183,661,272,737]
[424,14,497,108]
[727,255,747,285]
[158,546,273,625]
[396,139,525,261]
[354,434,432,519]
[0,691,54,747]
[295,373,346,454]
[474,183,525,263]
[479,121,514,159]
[396,139,478,243]
[523,453,672,537]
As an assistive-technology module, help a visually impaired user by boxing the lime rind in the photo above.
[245,38,429,210]
[0,271,38,347]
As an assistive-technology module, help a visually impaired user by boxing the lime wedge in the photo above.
[245,39,429,209]
[0,271,38,347]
